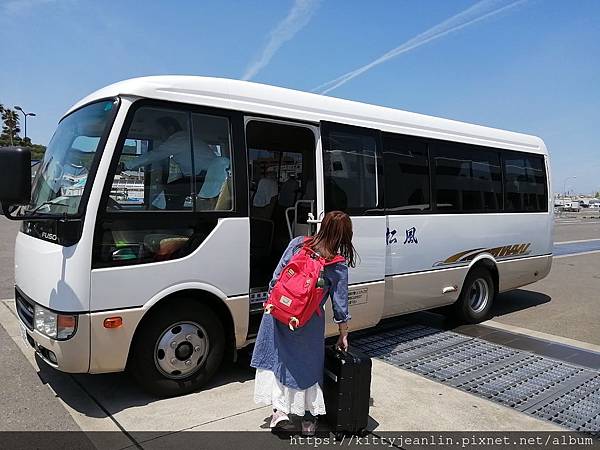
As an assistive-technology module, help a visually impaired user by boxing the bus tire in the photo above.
[454,267,495,324]
[130,301,225,397]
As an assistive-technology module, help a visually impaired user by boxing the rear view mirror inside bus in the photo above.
[0,147,31,208]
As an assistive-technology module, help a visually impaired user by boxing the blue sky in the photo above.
[1,0,599,194]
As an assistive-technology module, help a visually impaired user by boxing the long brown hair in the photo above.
[306,211,357,268]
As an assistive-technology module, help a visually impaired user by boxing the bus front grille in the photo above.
[15,288,34,330]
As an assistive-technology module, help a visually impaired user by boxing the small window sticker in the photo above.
[348,288,368,306]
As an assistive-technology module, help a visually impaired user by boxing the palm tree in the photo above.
[1,107,20,146]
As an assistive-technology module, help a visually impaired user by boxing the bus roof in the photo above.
[67,75,546,154]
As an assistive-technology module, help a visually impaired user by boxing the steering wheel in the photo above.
[106,197,124,210]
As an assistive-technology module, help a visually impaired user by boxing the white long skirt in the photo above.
[253,368,326,416]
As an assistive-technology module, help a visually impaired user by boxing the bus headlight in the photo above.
[34,305,77,340]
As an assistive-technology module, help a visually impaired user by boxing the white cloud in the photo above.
[242,0,321,81]
[315,0,528,94]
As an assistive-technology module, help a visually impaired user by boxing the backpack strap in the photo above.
[323,255,345,266]
[302,236,346,266]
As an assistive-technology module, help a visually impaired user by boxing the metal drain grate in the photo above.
[530,375,600,433]
[354,324,600,434]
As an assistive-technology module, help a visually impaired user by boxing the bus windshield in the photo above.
[26,99,118,216]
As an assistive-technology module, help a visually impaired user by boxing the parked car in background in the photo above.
[564,201,581,212]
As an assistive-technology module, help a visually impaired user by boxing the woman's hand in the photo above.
[336,322,349,352]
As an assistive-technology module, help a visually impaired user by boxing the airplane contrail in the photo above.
[243,0,321,81]
[315,0,528,94]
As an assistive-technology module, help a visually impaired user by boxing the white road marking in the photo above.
[555,238,600,245]
[555,221,600,225]
[554,249,600,259]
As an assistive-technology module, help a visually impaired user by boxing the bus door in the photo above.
[246,119,318,338]
[319,121,386,334]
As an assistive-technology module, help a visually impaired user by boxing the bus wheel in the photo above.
[130,301,225,397]
[454,267,495,324]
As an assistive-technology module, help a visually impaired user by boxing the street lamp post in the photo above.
[14,106,36,142]
[563,176,577,198]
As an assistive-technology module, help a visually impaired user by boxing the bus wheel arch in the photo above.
[454,258,498,324]
[470,257,499,295]
[127,289,235,397]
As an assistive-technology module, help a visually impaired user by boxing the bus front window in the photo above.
[27,99,118,216]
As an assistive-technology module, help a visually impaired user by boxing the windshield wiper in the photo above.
[28,200,70,214]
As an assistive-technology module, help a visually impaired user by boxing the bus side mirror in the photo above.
[0,147,32,214]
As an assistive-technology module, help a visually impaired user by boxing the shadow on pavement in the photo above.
[266,413,380,440]
[491,289,551,317]
[35,352,255,418]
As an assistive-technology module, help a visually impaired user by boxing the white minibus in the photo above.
[0,76,553,396]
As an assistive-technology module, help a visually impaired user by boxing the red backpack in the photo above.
[264,238,345,331]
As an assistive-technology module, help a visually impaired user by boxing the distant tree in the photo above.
[1,108,21,146]
[29,143,46,160]
[0,101,45,157]
[596,192,600,199]
[0,103,4,136]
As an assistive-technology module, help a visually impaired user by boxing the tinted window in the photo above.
[383,134,430,212]
[503,152,547,212]
[433,145,502,212]
[323,128,380,212]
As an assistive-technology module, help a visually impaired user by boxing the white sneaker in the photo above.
[269,410,290,428]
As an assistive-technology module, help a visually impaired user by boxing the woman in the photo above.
[251,211,356,436]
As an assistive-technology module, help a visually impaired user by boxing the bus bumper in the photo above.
[17,312,91,373]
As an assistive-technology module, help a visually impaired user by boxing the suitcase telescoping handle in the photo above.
[328,343,349,358]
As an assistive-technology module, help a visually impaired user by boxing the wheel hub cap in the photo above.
[154,322,209,379]
[469,278,489,313]
[175,342,194,360]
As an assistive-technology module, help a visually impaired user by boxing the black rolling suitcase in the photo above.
[323,345,372,437]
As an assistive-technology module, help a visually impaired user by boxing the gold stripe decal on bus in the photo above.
[434,243,532,267]
[443,248,485,264]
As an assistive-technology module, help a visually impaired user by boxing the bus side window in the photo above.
[383,134,430,213]
[322,127,380,213]
[95,106,237,268]
[109,107,193,211]
[432,145,502,213]
[503,152,547,212]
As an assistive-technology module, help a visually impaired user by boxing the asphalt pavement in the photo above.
[554,218,600,242]
[492,251,600,345]
[0,303,82,431]
[0,218,19,300]
[0,218,81,432]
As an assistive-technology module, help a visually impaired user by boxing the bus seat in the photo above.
[214,175,232,210]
